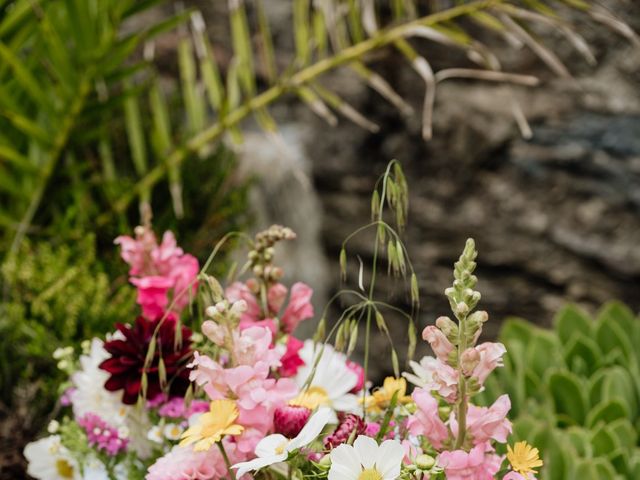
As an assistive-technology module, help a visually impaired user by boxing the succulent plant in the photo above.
[478,302,640,479]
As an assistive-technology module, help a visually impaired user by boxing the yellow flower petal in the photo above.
[180,399,244,451]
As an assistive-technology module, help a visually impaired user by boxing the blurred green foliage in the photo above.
[0,235,134,415]
[480,302,640,480]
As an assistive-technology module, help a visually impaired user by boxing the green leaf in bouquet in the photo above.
[564,334,601,376]
[548,369,588,425]
[607,448,630,478]
[597,302,637,340]
[586,399,629,429]
[554,304,593,345]
[535,430,574,480]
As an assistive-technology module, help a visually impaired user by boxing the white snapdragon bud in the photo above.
[230,299,248,315]
[47,420,60,434]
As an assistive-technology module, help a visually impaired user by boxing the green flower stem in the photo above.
[98,0,502,224]
[218,441,237,480]
[454,315,468,449]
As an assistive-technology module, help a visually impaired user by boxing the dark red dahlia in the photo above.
[323,413,367,449]
[100,315,192,405]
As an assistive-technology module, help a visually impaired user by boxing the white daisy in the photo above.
[293,341,359,413]
[24,435,79,480]
[163,423,184,441]
[232,407,332,477]
[70,338,130,426]
[328,436,404,480]
[402,356,438,388]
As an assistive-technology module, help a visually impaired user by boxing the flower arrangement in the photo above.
[24,165,542,480]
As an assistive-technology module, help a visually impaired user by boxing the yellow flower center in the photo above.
[275,440,290,455]
[180,399,245,452]
[289,386,330,409]
[56,459,74,479]
[358,468,382,480]
[507,441,544,476]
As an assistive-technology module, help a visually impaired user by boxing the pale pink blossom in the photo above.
[422,326,454,363]
[401,439,422,465]
[431,360,459,403]
[503,473,530,480]
[437,443,503,480]
[464,395,512,444]
[146,439,246,480]
[470,342,506,384]
[202,320,226,346]
[281,282,314,333]
[407,388,449,448]
[226,282,262,323]
[268,283,288,313]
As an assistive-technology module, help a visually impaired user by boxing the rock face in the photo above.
[297,12,640,379]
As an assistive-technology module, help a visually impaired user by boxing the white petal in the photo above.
[376,440,405,479]
[289,407,332,450]
[332,393,360,413]
[353,436,379,469]
[255,434,288,457]
[232,454,287,477]
[329,444,361,480]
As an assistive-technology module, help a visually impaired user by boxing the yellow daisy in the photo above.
[362,377,412,413]
[507,441,543,477]
[180,399,244,452]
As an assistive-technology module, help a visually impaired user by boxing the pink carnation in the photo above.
[422,326,454,363]
[407,388,449,448]
[280,282,314,333]
[437,443,503,480]
[273,405,311,438]
[146,440,245,480]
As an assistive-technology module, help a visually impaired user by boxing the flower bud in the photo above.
[416,454,436,470]
[47,420,60,434]
[461,347,481,376]
[435,316,459,343]
[230,300,248,315]
[455,302,469,317]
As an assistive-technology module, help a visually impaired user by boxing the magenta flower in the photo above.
[78,413,128,456]
[273,404,311,438]
[279,336,305,377]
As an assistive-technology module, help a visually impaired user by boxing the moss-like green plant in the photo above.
[478,302,640,479]
[0,235,134,412]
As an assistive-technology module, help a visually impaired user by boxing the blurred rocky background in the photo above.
[194,0,640,379]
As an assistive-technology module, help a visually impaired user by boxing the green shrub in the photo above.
[479,302,640,479]
[0,235,134,413]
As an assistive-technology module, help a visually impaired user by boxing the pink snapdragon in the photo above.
[422,326,455,363]
[279,336,305,377]
[78,413,128,456]
[280,282,314,333]
[448,395,512,445]
[468,342,507,384]
[437,443,503,480]
[407,389,449,449]
[225,280,314,334]
[116,228,199,318]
